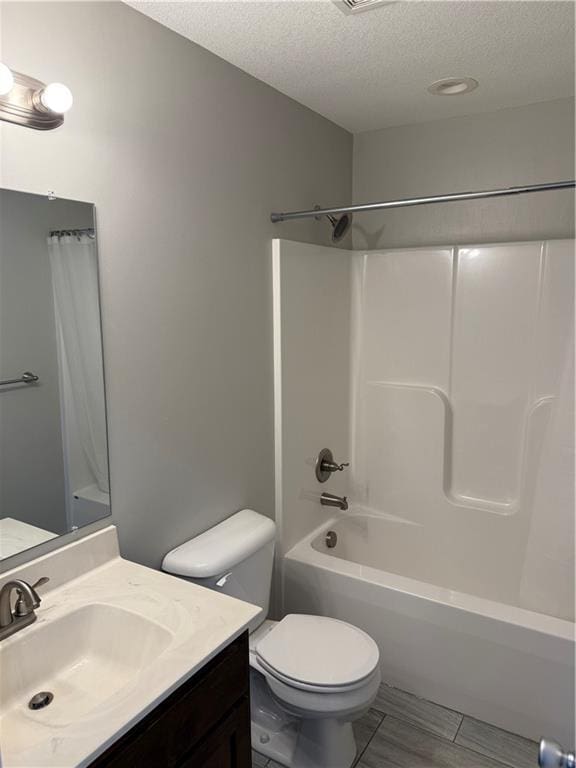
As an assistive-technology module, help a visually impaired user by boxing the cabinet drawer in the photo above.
[90,632,249,768]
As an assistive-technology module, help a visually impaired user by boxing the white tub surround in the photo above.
[273,238,575,749]
[285,517,575,747]
[0,526,259,768]
[349,240,574,623]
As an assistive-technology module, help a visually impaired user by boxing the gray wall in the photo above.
[0,190,93,534]
[353,99,575,250]
[0,1,352,567]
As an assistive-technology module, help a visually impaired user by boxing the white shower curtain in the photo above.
[48,232,109,494]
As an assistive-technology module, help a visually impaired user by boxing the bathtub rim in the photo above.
[284,513,574,643]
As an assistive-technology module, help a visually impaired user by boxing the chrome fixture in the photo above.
[315,448,350,483]
[271,180,576,225]
[29,691,54,710]
[320,492,348,511]
[328,213,352,242]
[314,205,352,242]
[0,577,49,641]
[539,739,575,768]
[325,530,338,548]
[0,371,39,388]
[0,64,73,130]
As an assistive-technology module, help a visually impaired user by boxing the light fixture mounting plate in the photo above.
[0,71,63,130]
[334,0,398,15]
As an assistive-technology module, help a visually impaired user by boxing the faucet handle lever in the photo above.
[29,577,50,605]
[31,577,50,591]
[315,448,350,483]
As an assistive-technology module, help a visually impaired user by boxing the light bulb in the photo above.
[0,63,14,97]
[40,82,73,114]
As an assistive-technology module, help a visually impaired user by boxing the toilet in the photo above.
[162,509,381,768]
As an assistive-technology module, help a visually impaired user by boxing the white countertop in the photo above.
[0,526,260,767]
[0,518,58,560]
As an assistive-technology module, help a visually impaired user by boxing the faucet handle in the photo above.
[31,577,50,591]
[315,448,350,483]
[29,576,49,605]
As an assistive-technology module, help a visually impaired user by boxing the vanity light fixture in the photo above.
[0,65,73,130]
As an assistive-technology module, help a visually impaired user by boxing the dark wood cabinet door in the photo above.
[178,697,251,768]
[89,633,250,768]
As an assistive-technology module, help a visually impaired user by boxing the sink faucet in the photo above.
[0,577,49,641]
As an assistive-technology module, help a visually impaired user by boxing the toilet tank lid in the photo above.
[162,509,276,578]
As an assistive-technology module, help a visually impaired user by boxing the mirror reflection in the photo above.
[0,189,110,560]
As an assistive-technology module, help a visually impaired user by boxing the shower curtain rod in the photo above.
[270,180,575,223]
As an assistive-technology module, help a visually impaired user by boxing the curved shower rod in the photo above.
[270,180,575,223]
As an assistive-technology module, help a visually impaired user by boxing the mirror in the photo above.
[0,189,110,560]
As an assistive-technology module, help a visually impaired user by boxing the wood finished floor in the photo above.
[252,683,539,768]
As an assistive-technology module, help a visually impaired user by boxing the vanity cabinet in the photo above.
[89,632,251,768]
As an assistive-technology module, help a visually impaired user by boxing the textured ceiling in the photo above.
[127,0,575,133]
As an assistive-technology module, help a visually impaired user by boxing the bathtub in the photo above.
[283,513,575,746]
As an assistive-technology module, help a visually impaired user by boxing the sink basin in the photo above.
[0,603,172,751]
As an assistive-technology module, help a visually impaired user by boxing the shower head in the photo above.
[313,205,352,242]
[327,213,352,242]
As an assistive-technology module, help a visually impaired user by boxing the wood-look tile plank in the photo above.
[354,709,386,763]
[358,716,506,768]
[252,748,269,767]
[455,717,539,768]
[372,684,463,740]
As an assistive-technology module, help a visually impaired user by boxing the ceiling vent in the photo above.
[335,0,398,14]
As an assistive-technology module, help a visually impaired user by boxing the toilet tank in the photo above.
[162,509,276,632]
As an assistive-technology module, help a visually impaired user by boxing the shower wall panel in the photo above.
[273,239,352,559]
[351,240,575,620]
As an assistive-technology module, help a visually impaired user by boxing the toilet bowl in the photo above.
[162,509,381,768]
[249,617,381,768]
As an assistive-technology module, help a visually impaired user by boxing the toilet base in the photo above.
[252,717,357,768]
[293,718,357,768]
[252,719,297,767]
[251,673,358,768]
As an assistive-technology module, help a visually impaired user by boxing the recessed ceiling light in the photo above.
[427,77,479,96]
[334,0,398,16]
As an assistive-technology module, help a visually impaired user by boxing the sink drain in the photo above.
[28,691,54,710]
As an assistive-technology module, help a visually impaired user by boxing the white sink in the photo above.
[1,603,172,751]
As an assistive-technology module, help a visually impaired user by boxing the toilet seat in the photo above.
[254,614,380,693]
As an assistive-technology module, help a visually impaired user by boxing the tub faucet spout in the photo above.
[320,492,348,511]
